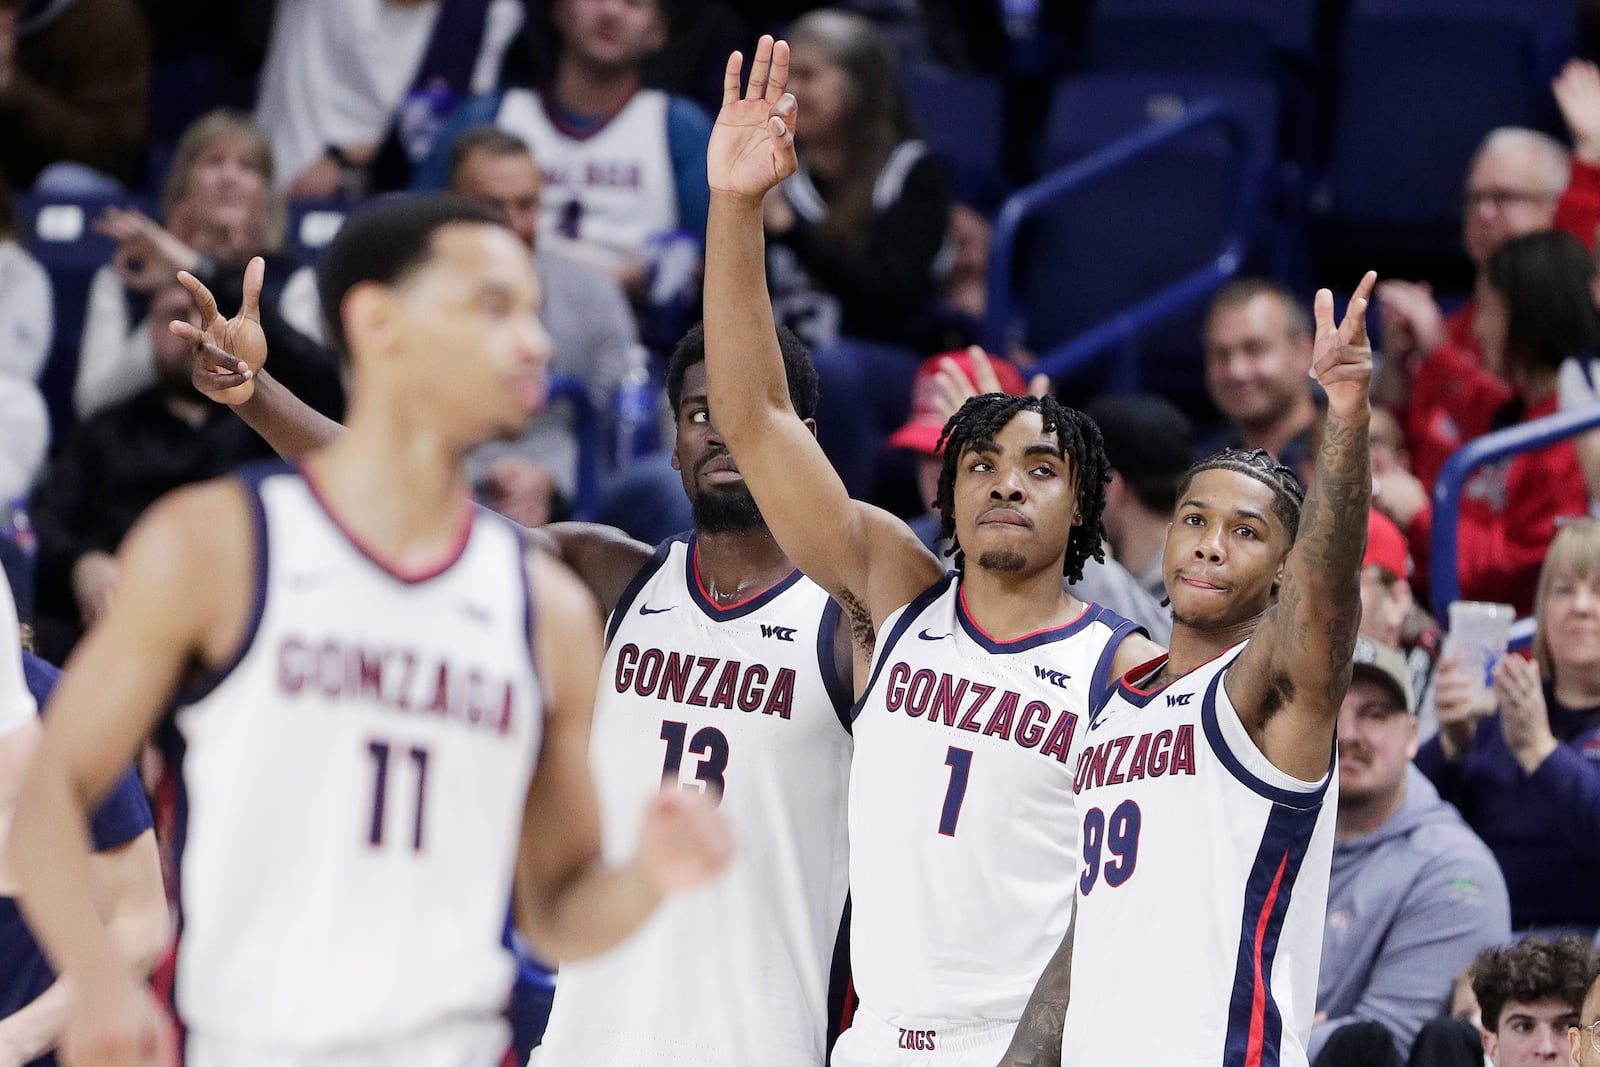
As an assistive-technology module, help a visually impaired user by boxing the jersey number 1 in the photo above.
[367,740,429,852]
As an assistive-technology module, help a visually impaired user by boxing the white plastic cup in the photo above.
[1441,601,1516,688]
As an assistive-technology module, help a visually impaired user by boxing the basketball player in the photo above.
[185,322,856,1067]
[998,273,1377,1067]
[9,196,730,1067]
[704,38,1162,1066]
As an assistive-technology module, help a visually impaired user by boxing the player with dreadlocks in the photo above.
[1001,271,1378,1067]
[701,36,1165,1066]
[934,393,1113,583]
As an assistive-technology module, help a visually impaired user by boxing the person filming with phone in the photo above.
[1417,519,1600,937]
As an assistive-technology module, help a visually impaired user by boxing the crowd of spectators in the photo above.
[6,2,1600,1065]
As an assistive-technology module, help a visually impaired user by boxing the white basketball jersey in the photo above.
[496,87,679,271]
[536,535,853,1067]
[164,464,543,1056]
[1061,644,1336,1067]
[836,574,1141,1065]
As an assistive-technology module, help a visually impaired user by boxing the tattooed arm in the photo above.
[997,913,1075,1066]
[1227,273,1376,783]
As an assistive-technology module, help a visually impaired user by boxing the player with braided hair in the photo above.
[1002,271,1378,1067]
[702,36,1164,1066]
[934,393,1112,584]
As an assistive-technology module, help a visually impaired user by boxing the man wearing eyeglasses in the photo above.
[1375,59,1600,489]
[1569,966,1600,1067]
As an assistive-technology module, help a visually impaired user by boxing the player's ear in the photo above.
[801,417,818,441]
[341,282,398,361]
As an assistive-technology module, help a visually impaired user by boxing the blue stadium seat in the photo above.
[902,63,1006,209]
[1324,3,1541,245]
[1000,74,1275,394]
[16,193,158,442]
[1091,0,1317,56]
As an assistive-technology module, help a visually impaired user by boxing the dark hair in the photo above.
[1207,277,1312,340]
[665,322,819,421]
[1485,229,1600,381]
[933,394,1110,583]
[449,125,535,184]
[1176,448,1306,542]
[1472,935,1598,1033]
[314,194,507,357]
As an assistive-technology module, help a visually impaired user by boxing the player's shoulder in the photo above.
[125,476,255,565]
[523,541,604,627]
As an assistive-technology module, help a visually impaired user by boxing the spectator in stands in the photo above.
[762,9,951,350]
[0,174,50,501]
[416,0,712,304]
[28,281,273,663]
[0,0,149,190]
[1417,519,1600,936]
[448,126,642,525]
[254,0,524,197]
[1362,509,1445,731]
[1406,940,1597,1067]
[1084,392,1193,603]
[1312,637,1510,1065]
[1378,60,1600,488]
[886,346,1172,641]
[1372,231,1596,616]
[1200,277,1320,471]
[74,110,336,421]
[1571,966,1600,1067]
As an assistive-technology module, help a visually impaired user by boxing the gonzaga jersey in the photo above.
[838,574,1140,1062]
[497,87,678,270]
[1061,644,1336,1067]
[537,534,853,1067]
[164,464,543,1058]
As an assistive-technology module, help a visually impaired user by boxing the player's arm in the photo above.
[10,482,251,1067]
[537,523,654,621]
[512,551,731,962]
[996,908,1076,1067]
[1227,274,1376,782]
[175,258,346,461]
[702,37,942,635]
[1,830,173,1064]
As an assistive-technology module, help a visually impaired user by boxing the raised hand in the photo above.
[1492,654,1559,774]
[171,257,267,406]
[1555,59,1600,164]
[930,345,1050,426]
[635,789,733,893]
[708,36,798,202]
[1311,270,1377,419]
[95,207,201,294]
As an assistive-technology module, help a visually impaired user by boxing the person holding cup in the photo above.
[1416,519,1600,935]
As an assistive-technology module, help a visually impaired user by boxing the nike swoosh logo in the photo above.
[638,604,674,616]
[917,629,951,641]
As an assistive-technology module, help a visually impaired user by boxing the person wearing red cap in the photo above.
[1361,510,1444,725]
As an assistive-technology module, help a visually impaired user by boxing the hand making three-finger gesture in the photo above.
[708,35,799,204]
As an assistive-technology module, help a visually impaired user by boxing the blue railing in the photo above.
[1429,403,1600,638]
[982,99,1257,389]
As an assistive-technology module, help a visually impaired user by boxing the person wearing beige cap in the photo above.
[1310,637,1510,1066]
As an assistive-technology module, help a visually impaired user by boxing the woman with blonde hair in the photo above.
[73,110,325,419]
[1419,517,1600,935]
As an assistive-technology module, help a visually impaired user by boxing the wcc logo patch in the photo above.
[760,624,796,642]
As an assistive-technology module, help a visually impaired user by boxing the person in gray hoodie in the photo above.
[1312,637,1512,1065]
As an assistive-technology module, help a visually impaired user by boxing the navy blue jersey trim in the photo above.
[683,533,803,621]
[825,896,854,1055]
[954,589,1104,654]
[1222,803,1322,1067]
[1087,618,1147,718]
[173,460,283,706]
[848,573,956,723]
[160,727,192,1034]
[817,597,853,734]
[1202,669,1332,809]
[605,534,680,646]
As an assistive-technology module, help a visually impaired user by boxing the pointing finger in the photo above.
[722,51,743,109]
[766,38,790,103]
[746,35,773,101]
